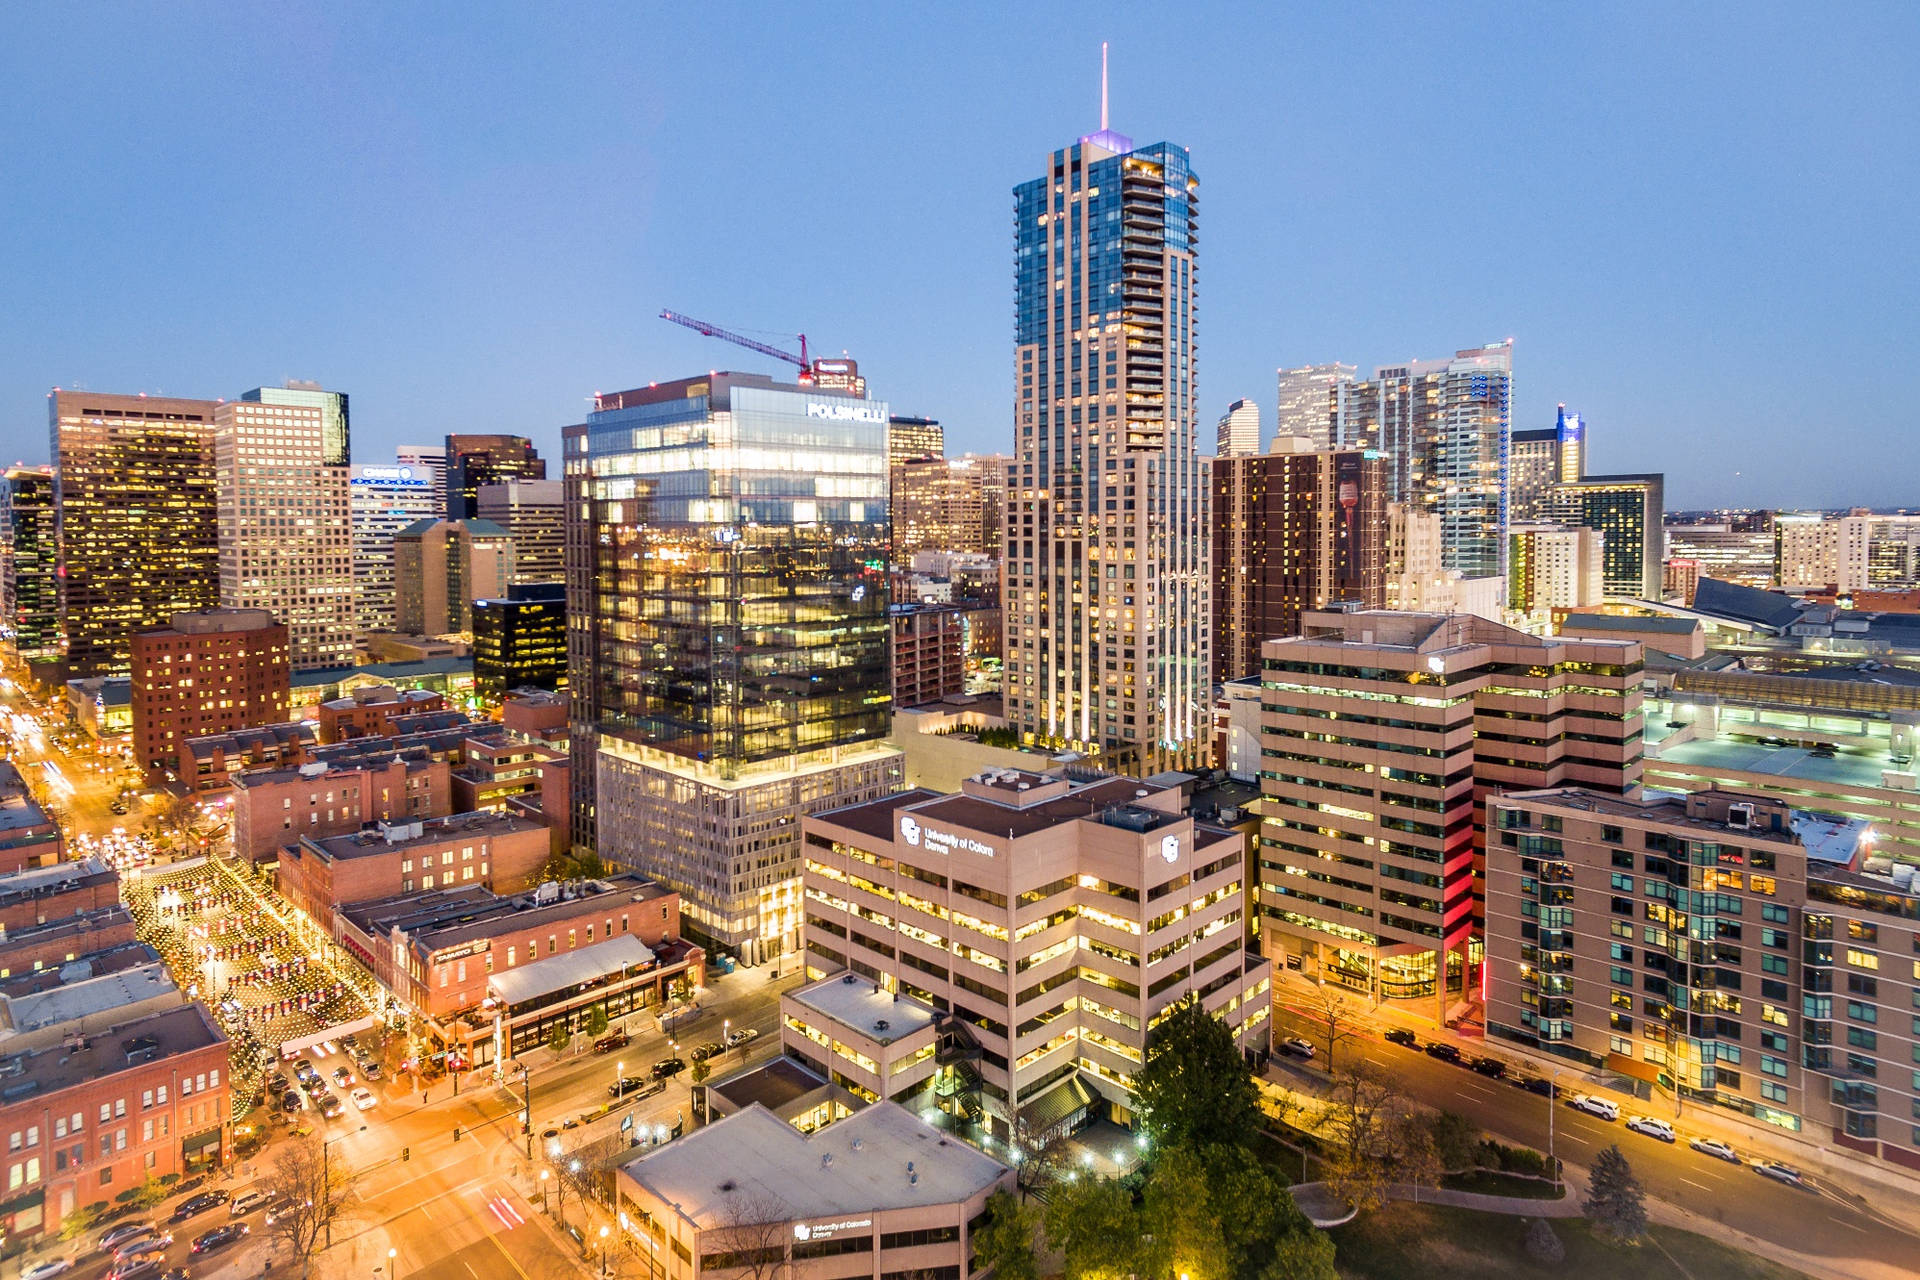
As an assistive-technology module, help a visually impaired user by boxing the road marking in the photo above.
[1557,1132,1590,1146]
[1828,1216,1868,1233]
[1680,1178,1713,1192]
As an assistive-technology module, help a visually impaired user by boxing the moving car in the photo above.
[263,1194,299,1225]
[170,1190,229,1221]
[361,1061,383,1080]
[1382,1028,1417,1048]
[110,1255,167,1280]
[1277,1037,1316,1059]
[1625,1115,1675,1143]
[351,1088,376,1111]
[689,1042,723,1063]
[1468,1055,1507,1078]
[112,1232,173,1260]
[609,1076,649,1098]
[23,1258,75,1280]
[1423,1042,1463,1065]
[229,1189,271,1217]
[99,1223,155,1253]
[725,1026,759,1048]
[1568,1093,1619,1121]
[652,1056,687,1078]
[319,1095,345,1119]
[1689,1137,1740,1163]
[191,1223,249,1255]
[1754,1162,1804,1187]
[331,1066,353,1088]
[593,1031,631,1054]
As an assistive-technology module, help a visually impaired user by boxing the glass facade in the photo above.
[350,464,441,636]
[473,584,567,701]
[1,467,59,664]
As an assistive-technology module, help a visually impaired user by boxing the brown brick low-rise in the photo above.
[232,755,451,863]
[0,905,139,977]
[0,861,119,934]
[278,811,551,931]
[316,685,446,744]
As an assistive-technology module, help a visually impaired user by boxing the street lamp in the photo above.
[599,1225,610,1278]
[723,1019,730,1060]
[538,1169,549,1210]
[387,1246,397,1280]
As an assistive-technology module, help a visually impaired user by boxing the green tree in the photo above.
[585,1005,610,1038]
[1144,1148,1232,1280]
[1043,1175,1144,1280]
[548,1022,573,1055]
[1260,1230,1338,1280]
[1582,1144,1646,1243]
[690,1059,711,1085]
[1426,1110,1480,1171]
[970,1189,1039,1280]
[1134,996,1259,1153]
[58,1202,107,1241]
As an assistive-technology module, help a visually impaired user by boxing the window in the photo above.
[1848,949,1880,971]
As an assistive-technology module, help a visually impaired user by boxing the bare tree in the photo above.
[703,1188,790,1280]
[1305,987,1360,1075]
[1321,1060,1404,1214]
[261,1132,353,1279]
[1008,1109,1074,1194]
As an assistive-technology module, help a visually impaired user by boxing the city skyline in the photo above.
[3,6,1916,509]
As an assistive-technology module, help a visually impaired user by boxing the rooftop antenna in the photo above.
[1100,42,1109,131]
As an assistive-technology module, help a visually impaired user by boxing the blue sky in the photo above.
[2,3,1914,509]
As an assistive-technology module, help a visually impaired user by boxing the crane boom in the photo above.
[660,310,810,371]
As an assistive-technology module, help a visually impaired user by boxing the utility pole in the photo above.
[520,1062,534,1160]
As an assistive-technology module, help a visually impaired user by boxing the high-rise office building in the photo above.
[1215,397,1261,457]
[1006,111,1210,773]
[892,456,1007,559]
[444,434,544,520]
[47,390,220,678]
[350,461,442,636]
[1509,404,1586,521]
[394,518,515,637]
[216,383,354,672]
[472,582,566,702]
[1550,473,1665,599]
[1837,512,1920,592]
[1,466,59,670]
[1211,445,1386,683]
[1507,523,1605,619]
[476,478,564,584]
[1774,512,1839,591]
[1274,362,1355,451]
[886,415,945,470]
[1257,610,1643,1019]
[567,371,901,958]
[396,443,448,510]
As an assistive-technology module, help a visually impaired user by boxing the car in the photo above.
[1568,1093,1619,1121]
[319,1096,344,1119]
[99,1223,155,1253]
[1382,1028,1417,1048]
[1625,1115,1676,1143]
[689,1042,723,1063]
[262,1194,299,1225]
[1754,1161,1804,1187]
[1277,1036,1316,1059]
[110,1255,167,1280]
[171,1190,230,1221]
[725,1027,760,1047]
[113,1233,173,1261]
[1515,1075,1561,1098]
[609,1076,649,1098]
[340,1033,359,1051]
[191,1223,249,1255]
[360,1061,383,1080]
[1423,1042,1463,1065]
[23,1258,75,1280]
[1689,1137,1741,1163]
[331,1066,353,1087]
[280,1090,305,1112]
[593,1031,632,1054]
[1468,1055,1507,1078]
[300,1076,326,1096]
[293,1058,314,1076]
[651,1056,686,1079]
[229,1189,271,1217]
[351,1088,376,1111]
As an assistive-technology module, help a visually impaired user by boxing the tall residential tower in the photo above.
[1006,109,1209,773]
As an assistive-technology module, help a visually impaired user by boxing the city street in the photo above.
[1267,992,1920,1270]
[0,673,137,839]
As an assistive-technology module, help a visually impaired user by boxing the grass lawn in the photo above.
[1330,1204,1811,1280]
[1253,1129,1308,1185]
[1438,1169,1566,1200]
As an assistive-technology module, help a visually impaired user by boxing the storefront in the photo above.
[487,934,702,1058]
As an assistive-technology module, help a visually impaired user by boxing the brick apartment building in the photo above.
[0,861,119,934]
[277,812,550,932]
[179,723,317,794]
[0,761,63,873]
[231,754,451,863]
[130,608,290,785]
[315,685,447,744]
[502,688,567,747]
[0,1003,231,1239]
[0,905,140,978]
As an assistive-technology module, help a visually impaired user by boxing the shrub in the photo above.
[1524,1217,1566,1264]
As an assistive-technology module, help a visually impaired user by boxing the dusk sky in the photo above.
[2,4,1914,509]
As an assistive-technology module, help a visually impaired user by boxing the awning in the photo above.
[1019,1073,1096,1133]
[182,1128,224,1154]
[0,1187,45,1217]
[1605,1051,1661,1084]
[486,933,657,1008]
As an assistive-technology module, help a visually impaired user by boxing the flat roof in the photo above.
[0,763,53,833]
[789,973,937,1046]
[340,876,672,954]
[706,1057,832,1111]
[1563,613,1701,636]
[4,1003,224,1102]
[486,932,656,1006]
[2,961,177,1035]
[0,857,113,901]
[307,810,543,860]
[1649,737,1904,791]
[903,775,1177,841]
[619,1101,1007,1230]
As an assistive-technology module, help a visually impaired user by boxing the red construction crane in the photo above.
[660,310,810,372]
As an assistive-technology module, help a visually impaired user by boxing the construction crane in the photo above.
[659,310,810,373]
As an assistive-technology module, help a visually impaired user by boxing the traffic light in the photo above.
[401,1147,410,1162]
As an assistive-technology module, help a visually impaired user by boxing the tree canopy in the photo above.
[1133,996,1260,1152]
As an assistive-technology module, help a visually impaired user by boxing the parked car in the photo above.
[1625,1115,1676,1143]
[331,1066,353,1088]
[351,1088,377,1111]
[593,1031,631,1054]
[1568,1093,1619,1121]
[279,1090,305,1112]
[725,1027,760,1048]
[1382,1028,1417,1048]
[1423,1042,1463,1065]
[110,1255,167,1280]
[689,1042,723,1063]
[99,1223,155,1254]
[229,1189,271,1217]
[1278,1037,1316,1059]
[361,1061,383,1080]
[171,1190,230,1222]
[1689,1137,1741,1163]
[1754,1162,1804,1187]
[652,1057,686,1079]
[319,1095,345,1119]
[1468,1055,1506,1078]
[262,1195,299,1225]
[609,1076,649,1099]
[113,1233,173,1261]
[23,1258,75,1280]
[1515,1075,1560,1098]
[191,1223,249,1255]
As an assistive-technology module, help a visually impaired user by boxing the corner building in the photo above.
[1006,120,1210,774]
[1258,610,1642,1019]
[798,768,1267,1137]
[567,372,901,960]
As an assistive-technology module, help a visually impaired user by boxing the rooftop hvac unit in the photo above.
[1727,803,1755,830]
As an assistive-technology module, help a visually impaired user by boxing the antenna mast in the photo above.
[1100,42,1109,131]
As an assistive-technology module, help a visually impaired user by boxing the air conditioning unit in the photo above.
[1727,803,1755,830]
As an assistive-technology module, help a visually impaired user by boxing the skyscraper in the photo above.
[393,518,515,637]
[475,477,564,584]
[1,466,59,671]
[1509,403,1585,521]
[1275,362,1355,451]
[350,460,442,636]
[396,443,449,510]
[1215,397,1261,457]
[886,415,944,469]
[1007,105,1209,773]
[567,371,901,959]
[1211,445,1386,683]
[444,434,544,520]
[47,390,220,678]
[1548,473,1665,599]
[217,383,354,672]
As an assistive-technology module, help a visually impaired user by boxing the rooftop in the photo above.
[1,1002,224,1105]
[0,763,54,835]
[1562,612,1702,637]
[340,875,672,956]
[619,1101,1008,1231]
[788,972,937,1046]
[486,932,657,1007]
[704,1057,832,1113]
[307,810,543,860]
[0,858,113,904]
[0,959,178,1037]
[1649,736,1908,792]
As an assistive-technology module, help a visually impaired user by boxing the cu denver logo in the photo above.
[900,816,922,847]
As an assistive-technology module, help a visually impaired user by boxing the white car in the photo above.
[1689,1137,1740,1163]
[1278,1037,1317,1059]
[351,1087,376,1111]
[1754,1161,1804,1187]
[23,1259,75,1280]
[1567,1093,1619,1121]
[1625,1115,1675,1143]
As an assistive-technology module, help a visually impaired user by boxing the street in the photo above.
[1267,993,1920,1271]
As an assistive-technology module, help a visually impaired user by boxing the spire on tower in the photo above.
[1101,41,1109,131]
[1079,42,1132,154]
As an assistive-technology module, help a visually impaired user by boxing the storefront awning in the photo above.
[1020,1073,1096,1134]
[486,933,657,1008]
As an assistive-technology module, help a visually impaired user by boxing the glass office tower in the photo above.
[568,371,901,958]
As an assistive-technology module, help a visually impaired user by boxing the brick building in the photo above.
[130,608,290,785]
[179,723,317,794]
[231,755,451,863]
[0,762,62,873]
[315,685,447,744]
[501,688,567,748]
[0,861,119,934]
[0,906,140,978]
[278,812,551,932]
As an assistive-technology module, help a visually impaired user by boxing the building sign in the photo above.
[355,465,419,482]
[804,402,886,425]
[899,814,993,858]
[431,940,489,964]
[1160,834,1180,864]
[793,1218,873,1242]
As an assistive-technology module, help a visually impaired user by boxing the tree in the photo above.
[152,792,224,853]
[1133,996,1260,1153]
[262,1132,354,1279]
[1007,1108,1074,1193]
[1044,1175,1146,1280]
[1524,1217,1566,1264]
[1261,1230,1338,1280]
[1389,1113,1444,1203]
[1426,1110,1480,1172]
[1321,1061,1403,1214]
[585,1005,610,1039]
[548,1022,573,1055]
[969,1190,1038,1280]
[1305,988,1360,1075]
[691,1059,711,1085]
[58,1202,107,1241]
[1143,1149,1231,1280]
[1583,1144,1646,1243]
[704,1188,790,1280]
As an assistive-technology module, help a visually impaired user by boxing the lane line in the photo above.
[1680,1178,1713,1192]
